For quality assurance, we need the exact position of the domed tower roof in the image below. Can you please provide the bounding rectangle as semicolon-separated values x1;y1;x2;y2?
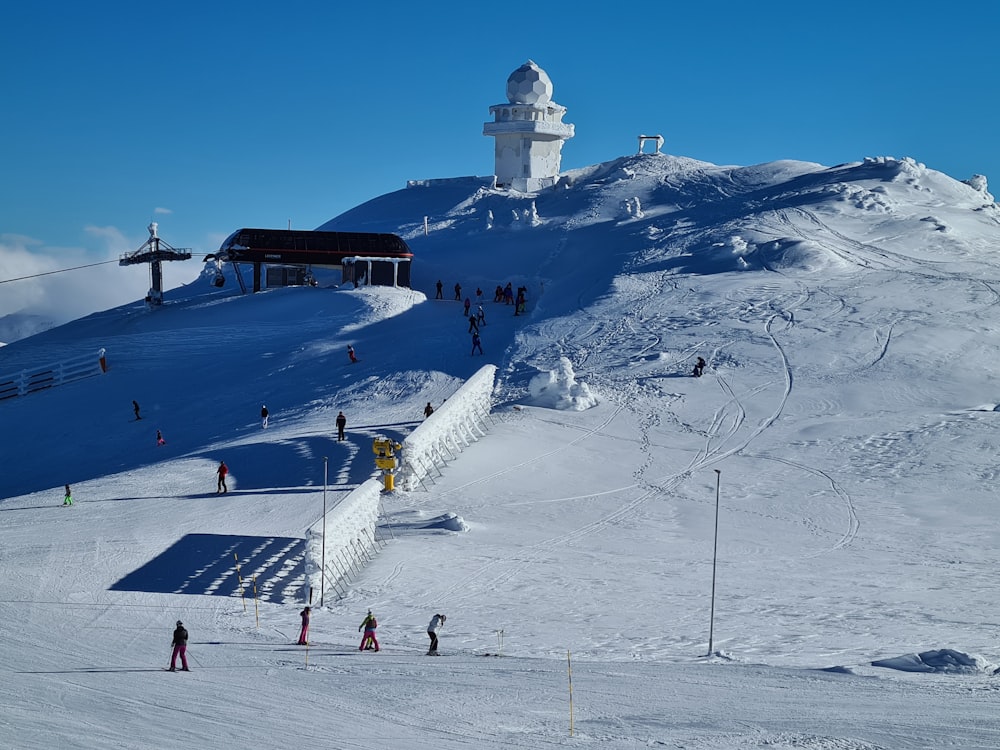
506;60;553;105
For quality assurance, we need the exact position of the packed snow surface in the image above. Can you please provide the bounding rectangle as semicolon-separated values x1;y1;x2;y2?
3;153;1000;748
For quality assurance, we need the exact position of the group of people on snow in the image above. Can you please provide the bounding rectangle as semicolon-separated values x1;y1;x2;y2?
293;608;448;655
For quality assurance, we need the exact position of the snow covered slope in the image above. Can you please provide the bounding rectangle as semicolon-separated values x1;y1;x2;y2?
3;152;1000;748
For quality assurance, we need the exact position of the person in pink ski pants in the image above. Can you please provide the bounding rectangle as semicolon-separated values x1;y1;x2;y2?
297;606;311;645
358;610;379;651
169;621;189;671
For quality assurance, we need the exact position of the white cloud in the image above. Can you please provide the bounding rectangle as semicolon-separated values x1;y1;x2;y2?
0;227;175;324
154;207;173;215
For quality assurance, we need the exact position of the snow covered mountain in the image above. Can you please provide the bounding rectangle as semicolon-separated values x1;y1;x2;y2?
3;153;1000;749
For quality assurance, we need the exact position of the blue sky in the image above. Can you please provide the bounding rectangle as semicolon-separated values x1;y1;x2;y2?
2;0;997;272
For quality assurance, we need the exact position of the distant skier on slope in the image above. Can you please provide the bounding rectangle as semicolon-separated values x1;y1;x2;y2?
261;405;269;429
692;357;706;377
297;606;311;645
424;402;434;419
427;613;446;655
169;620;189;671
63;484;73;506
216;461;229;494
348;345;358;364
359;610;379;652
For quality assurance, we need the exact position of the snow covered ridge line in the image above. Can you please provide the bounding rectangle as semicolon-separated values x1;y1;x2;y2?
305;478;384;605
0;347;106;400
398;365;497;492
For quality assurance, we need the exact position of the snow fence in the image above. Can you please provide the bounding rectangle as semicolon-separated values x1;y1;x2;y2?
0;348;107;401
398;364;497;491
306;478;384;605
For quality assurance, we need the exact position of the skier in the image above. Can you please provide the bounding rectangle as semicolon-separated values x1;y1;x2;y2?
156;430;166;446
347;344;358;364
216;461;228;494
297;606;311;645
476;304;486;326
261;405;269;428
427;613;446;655
336;411;347;442
435;280;443;299
471;332;483;356
169;620;190;671
132;400;141;420
476;287;483;302
358;610;379;652
468;314;479;334
692;357;706;378
494;284;503;303
464;297;472;317
424;402;434;419
454;282;462;301
63;484;73;506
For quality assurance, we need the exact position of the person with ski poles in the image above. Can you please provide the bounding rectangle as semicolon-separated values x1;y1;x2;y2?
169;620;190;671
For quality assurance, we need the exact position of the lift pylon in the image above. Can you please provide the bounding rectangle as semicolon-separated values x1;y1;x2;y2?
119;222;192;305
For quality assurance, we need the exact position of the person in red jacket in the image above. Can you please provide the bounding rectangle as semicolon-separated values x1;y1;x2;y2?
216;461;228;494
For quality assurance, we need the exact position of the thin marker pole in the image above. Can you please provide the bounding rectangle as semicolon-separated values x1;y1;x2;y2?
567;650;574;736
321;457;328;607
708;469;721;656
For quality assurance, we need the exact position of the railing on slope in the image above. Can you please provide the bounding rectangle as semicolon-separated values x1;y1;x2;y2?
306;478;388;605
0;349;107;401
397;364;497;491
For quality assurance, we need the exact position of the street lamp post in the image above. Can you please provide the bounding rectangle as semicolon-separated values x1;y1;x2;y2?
707;468;721;656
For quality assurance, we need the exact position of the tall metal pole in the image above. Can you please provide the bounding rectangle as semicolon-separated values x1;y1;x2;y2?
321;457;328;607
707;468;721;656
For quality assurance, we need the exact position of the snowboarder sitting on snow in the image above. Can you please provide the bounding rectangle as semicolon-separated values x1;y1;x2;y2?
427;613;446;655
692;357;706;378
359;610;379;652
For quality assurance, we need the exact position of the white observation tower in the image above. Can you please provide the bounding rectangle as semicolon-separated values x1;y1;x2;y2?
483;60;574;192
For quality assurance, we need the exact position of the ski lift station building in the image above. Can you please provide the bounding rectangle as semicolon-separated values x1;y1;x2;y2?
213;228;413;292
